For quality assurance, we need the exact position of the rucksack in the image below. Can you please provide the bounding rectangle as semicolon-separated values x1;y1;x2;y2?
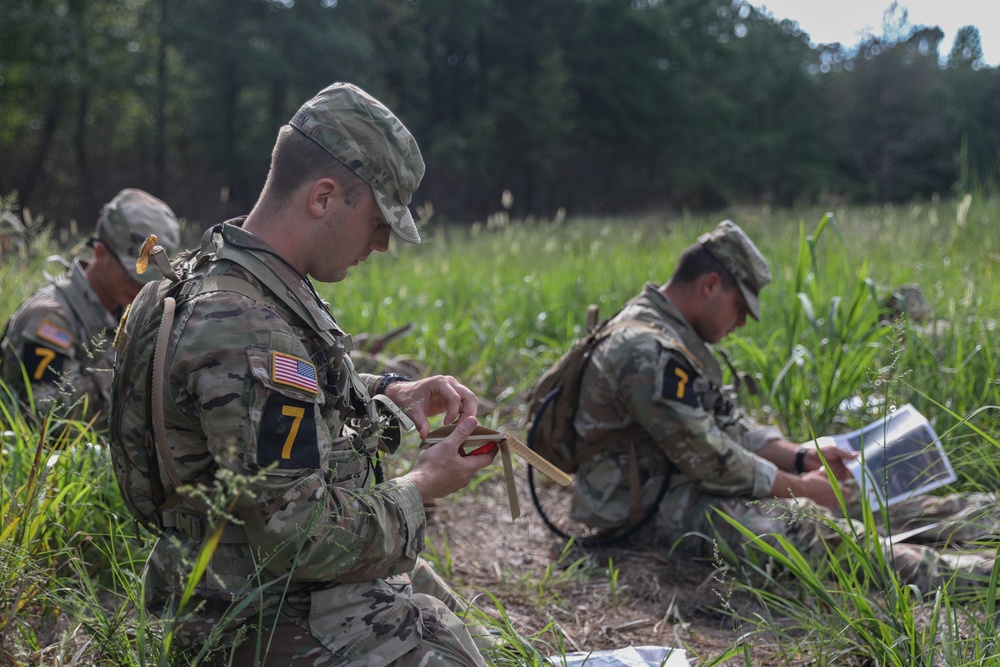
109;274;185;534
109;236;263;535
524;309;675;545
525;316;653;474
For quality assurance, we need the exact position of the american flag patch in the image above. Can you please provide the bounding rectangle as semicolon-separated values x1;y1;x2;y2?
272;352;319;394
37;319;73;350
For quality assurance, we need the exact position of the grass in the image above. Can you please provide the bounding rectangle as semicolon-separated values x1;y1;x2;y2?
2;194;1000;664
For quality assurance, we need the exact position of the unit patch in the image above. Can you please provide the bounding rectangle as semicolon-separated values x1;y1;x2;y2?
21;344;68;384
258;395;320;468
661;357;700;408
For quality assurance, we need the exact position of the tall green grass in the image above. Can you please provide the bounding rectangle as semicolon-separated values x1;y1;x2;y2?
2;196;1000;664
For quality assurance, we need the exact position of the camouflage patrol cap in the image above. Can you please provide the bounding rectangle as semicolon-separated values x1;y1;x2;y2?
289;82;425;244
96;189;181;283
698;220;772;320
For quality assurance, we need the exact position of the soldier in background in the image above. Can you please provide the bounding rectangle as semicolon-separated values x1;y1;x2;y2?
110;83;495;666
350;321;425;377
0;189;180;427
568;220;998;593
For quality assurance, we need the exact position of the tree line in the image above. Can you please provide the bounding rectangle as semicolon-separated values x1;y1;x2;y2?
1;0;997;231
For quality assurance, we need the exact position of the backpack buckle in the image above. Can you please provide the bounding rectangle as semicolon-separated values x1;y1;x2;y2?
161;508;206;540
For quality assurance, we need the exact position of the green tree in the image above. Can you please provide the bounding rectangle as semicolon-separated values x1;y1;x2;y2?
0;0;162;221
943;26;1000;192
947;25;984;68
830;26;952;202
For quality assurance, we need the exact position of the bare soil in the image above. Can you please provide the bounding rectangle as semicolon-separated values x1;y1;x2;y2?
425;468;778;665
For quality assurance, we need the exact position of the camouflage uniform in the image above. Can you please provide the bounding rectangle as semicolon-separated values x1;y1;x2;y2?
1;260;118;422
572;225;998;593
111;83;488;666
115;222;488;666
1;189;179;426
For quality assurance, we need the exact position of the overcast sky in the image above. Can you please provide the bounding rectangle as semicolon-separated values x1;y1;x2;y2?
749;0;999;66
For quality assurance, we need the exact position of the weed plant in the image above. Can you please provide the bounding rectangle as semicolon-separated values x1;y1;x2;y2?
2;196;1000;664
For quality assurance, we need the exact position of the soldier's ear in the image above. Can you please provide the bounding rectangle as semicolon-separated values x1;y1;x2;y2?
306;178;339;218
699;271;723;297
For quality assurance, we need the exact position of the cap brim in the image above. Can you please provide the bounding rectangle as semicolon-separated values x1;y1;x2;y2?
738;282;761;321
374;188;420;244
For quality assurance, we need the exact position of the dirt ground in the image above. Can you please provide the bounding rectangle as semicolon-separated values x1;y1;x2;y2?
424;464;778;666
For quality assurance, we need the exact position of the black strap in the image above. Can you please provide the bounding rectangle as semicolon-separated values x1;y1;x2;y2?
527;459;672;548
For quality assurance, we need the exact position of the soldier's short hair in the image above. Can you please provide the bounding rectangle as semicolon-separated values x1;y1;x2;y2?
264;125;367;205
672;243;737;291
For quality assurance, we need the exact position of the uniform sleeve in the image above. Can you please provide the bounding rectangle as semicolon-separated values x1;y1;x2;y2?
609;336;777;497
727;412;783;453
166;293;425;584
0;298;107;421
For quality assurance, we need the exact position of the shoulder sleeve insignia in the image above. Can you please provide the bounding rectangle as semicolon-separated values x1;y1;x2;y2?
20;343;68;384
660;356;701;408
258;395;320;468
271;351;319;395
36;319;73;351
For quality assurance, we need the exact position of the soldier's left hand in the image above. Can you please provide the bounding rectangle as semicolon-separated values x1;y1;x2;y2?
383;375;479;439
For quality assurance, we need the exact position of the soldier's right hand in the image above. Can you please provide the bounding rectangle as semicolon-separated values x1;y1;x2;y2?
407;416;497;503
774;469;853;509
796;469;854;508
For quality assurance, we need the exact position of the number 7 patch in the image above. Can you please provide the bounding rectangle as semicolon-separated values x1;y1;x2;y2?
661;357;700;408
21;344;67;383
258;395;319;468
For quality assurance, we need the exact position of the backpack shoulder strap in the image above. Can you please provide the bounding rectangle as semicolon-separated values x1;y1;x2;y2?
197;274;265;303
151;295;211;516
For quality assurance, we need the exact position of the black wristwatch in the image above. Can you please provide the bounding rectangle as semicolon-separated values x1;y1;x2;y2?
794;446;809;475
375;373;413;395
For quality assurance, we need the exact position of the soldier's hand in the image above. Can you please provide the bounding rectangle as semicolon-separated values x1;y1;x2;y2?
789;469;853;508
407;417;496;502
807;444;858;481
383;375;478;439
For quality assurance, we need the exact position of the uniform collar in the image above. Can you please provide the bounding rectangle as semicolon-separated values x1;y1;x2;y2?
203;220;345;344
58;259;119;333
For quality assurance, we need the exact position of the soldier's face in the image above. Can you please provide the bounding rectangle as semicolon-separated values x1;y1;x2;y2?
90;242;145;313
698;282;749;343
314;184;390;282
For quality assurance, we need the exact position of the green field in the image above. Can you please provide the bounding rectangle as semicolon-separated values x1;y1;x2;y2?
3;197;1000;665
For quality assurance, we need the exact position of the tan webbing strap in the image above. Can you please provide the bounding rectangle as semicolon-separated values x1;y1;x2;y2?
213;242;338;346
152;297;211;515
198;275;265;303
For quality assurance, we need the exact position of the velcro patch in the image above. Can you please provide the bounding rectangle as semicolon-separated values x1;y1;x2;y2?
661;357;700;408
258;395;320;468
21;344;68;384
36;319;73;351
271;351;319;395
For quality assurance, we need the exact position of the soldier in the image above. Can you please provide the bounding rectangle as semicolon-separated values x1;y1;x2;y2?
0;189;180;427
569;220;998;592
110;83;496;666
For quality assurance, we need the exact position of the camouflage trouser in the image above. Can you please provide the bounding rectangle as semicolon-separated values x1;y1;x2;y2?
164;558;491;667
646;478;999;594
841;490;1000;544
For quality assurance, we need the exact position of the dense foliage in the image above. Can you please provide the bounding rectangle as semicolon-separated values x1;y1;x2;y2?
1;0;998;230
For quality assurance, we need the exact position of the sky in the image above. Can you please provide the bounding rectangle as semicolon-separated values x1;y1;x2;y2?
749;0;1000;66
